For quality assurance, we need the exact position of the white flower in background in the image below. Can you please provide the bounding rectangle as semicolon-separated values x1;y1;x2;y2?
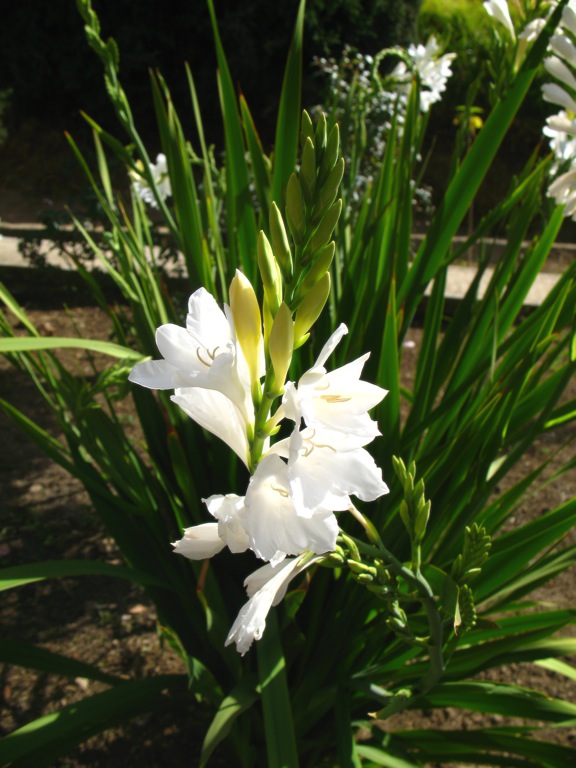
391;36;456;113
132;153;172;207
282;323;387;443
483;0;516;37
544;111;576;173
225;554;321;655
547;167;576;214
129;285;255;464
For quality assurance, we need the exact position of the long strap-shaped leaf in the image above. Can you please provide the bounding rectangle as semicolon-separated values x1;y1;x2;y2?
0;559;171;591
271;0;305;207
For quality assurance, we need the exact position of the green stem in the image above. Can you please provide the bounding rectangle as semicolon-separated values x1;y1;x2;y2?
249;368;282;472
347;508;445;695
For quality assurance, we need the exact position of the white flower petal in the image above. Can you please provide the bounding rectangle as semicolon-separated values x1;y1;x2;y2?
204;493;250;553
172;523;225;559
225;555;321;654
544;56;576;92
542;83;576;112
483;0;515;38
314;323;348;368
244;454;339;561
172;388;250;467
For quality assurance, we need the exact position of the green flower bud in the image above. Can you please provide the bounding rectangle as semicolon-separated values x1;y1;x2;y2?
314;112;327;154
319;123;340;185
300;110;314;150
300;137;316;206
269;202;293;279
301;242;335;293
285;173;306;245
268;302;294;389
309;200;342;254
294;273;330;343
257;231;282;316
312;158;345;224
347;560;378;579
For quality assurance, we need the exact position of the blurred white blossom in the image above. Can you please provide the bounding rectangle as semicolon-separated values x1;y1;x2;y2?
131;153;171;207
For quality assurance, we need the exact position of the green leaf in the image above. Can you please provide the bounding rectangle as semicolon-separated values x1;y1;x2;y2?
0;637;123;685
257;610;300;768
0;675;186;768
0;559;172;592
199;676;258;768
0;336;142;359
271;0;305;205
418;681;576;723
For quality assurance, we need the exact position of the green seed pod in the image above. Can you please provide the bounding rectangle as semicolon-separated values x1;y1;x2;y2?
285;173;306;245
300;137;317;206
309;199;342;254
301;242;335;293
294;273;330;342
269;202;293;279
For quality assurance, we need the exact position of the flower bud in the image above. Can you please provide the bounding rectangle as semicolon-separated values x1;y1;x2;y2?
269;202;293;279
319;123;340;185
300;109;314;150
268;302;294;390
312;158;345;224
229;270;263;388
301;242;335;293
314;112;327;154
294;273;331;343
300;137;316;206
285;173;306;245
257;231;283;316
309;200;342;254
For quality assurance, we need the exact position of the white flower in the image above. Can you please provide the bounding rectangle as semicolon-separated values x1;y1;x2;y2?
392;36;456;113
172;493;250;560
244;454;339;565
129;287;254;464
132;153;172;207
172;522;226;559
282;323;387;443
548;167;576;215
483;0;516;38
280;426;389;518
225;554;321;655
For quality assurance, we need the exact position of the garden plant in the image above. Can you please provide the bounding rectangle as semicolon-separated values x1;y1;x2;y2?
1;0;576;765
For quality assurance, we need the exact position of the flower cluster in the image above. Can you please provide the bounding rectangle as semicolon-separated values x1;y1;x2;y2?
391;36;457;114
540;2;576;215
129;272;388;653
